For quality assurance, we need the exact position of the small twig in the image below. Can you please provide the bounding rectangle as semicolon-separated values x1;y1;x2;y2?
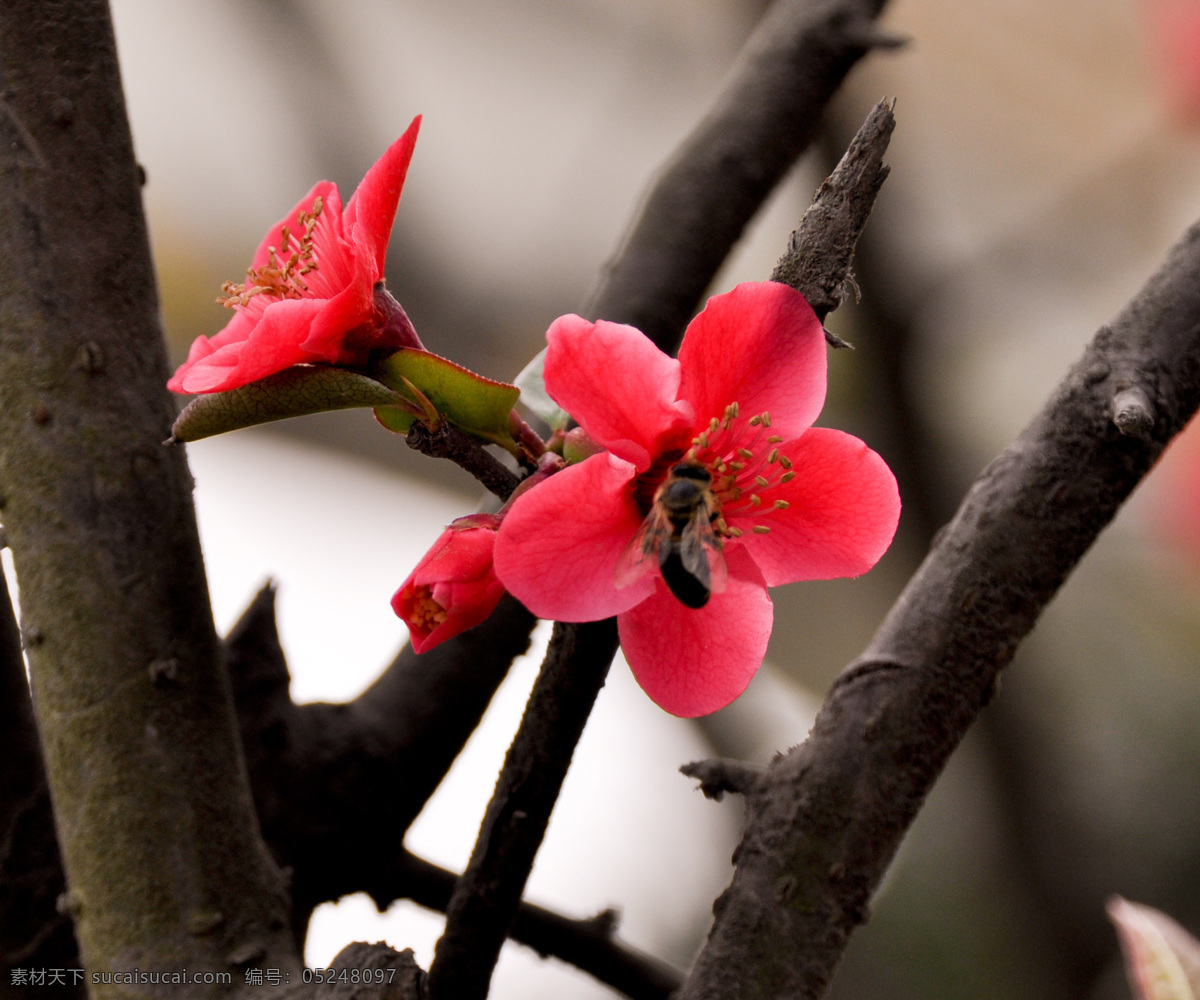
680;759;764;802
390;851;681;1000
771;97;895;324
405;420;522;500
426;620;620;1000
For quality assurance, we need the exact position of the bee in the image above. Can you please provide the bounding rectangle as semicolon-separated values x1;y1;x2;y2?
615;461;728;609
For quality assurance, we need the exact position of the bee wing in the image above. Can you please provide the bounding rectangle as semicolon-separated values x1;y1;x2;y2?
614;512;664;590
678;515;728;595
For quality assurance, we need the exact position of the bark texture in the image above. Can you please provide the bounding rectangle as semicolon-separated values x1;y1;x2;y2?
0;1;295;991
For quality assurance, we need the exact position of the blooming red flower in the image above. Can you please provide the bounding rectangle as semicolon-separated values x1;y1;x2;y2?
169;116;424;394
492;281;900;717
392;515;506;653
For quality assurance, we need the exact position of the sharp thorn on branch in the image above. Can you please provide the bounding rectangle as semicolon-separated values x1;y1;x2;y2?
680;759;763;801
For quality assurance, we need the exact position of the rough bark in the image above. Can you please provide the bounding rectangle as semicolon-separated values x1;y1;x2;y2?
0;0;295;992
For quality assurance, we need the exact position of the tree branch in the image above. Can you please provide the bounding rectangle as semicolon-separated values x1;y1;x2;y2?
587;0;897;350
426;619;621;1000
223;586;537;938
677;220;1200;999
0;0;296;982
771;98;895;324
405;420;522;500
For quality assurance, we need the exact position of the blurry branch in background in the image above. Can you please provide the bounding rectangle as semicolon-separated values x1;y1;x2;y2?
677;219;1200;998
588;0;900;349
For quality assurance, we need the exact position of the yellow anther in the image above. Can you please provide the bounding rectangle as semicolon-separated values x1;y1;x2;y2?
749;415;762;427
755;475;769;488
779;456;793;470
780;471;796;484
767;448;779;464
774;500;790;510
738;448;754;460
753;525;771;534
768;435;783;444
727;526;743;538
749;494;762;507
760;412;772;427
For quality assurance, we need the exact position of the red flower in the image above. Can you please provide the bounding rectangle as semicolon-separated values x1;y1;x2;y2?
492;282;900;717
169;116;424;394
392;515;506;653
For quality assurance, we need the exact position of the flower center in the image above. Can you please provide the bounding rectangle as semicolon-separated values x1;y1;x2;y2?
217;196;324;308
405;584;448;631
684;402;794;539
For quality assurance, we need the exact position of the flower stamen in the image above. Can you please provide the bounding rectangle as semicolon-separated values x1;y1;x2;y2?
404;584;448;630
218;196;325;308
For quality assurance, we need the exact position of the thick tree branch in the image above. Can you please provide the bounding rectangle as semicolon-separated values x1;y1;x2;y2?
588;0;896;350
678;221;1200;999
0;0;296;985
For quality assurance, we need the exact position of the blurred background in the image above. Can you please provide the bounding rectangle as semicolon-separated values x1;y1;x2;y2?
99;0;1200;995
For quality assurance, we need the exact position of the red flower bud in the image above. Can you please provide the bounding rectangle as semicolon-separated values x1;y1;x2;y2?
392;515;505;653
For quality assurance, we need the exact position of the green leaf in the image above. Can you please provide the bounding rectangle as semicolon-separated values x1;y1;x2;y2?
1109;897;1200;1000
170;366;416;443
513;347;569;431
371;348;521;446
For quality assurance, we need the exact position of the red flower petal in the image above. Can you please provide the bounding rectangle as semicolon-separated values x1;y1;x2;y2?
617;547;772;717
737;427;900;586
175;298;332;393
544;314;693;470
344;116;422;276
678;282;826;440
493;453;656;621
